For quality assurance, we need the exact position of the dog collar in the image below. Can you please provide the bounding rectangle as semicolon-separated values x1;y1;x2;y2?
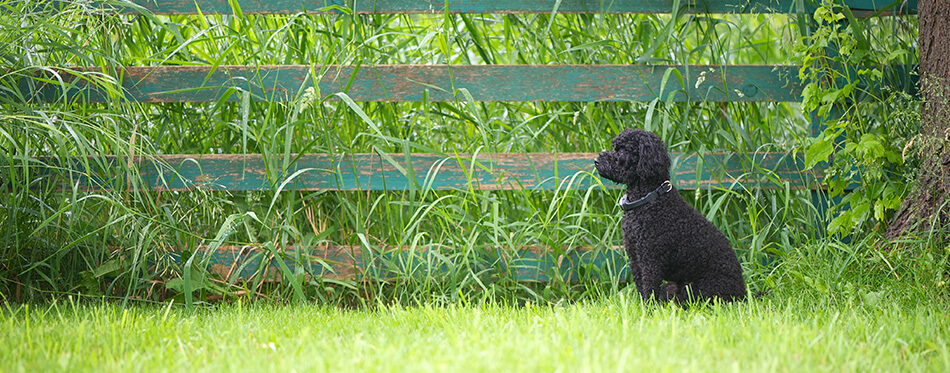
618;180;673;211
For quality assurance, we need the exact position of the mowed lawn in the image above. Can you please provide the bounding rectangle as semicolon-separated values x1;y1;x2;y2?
2;292;948;372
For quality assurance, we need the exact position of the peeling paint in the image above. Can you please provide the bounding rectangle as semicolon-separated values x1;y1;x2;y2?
21;65;806;103
34;152;829;192
179;245;629;282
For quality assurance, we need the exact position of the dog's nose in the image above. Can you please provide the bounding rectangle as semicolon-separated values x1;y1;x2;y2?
593;158;600;166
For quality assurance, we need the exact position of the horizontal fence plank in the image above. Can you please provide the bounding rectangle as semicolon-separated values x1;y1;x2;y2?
25;152;823;191
171;245;630;282
111;0;916;15
17;65;804;103
15;64;918;104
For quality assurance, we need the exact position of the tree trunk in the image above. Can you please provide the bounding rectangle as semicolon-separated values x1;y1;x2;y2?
884;0;950;242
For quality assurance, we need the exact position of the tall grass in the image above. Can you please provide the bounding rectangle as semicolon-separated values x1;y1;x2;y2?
0;1;921;304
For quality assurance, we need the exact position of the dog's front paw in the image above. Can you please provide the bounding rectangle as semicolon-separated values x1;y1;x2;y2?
661;283;679;302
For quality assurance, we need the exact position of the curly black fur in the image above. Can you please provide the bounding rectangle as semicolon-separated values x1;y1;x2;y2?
595;129;746;303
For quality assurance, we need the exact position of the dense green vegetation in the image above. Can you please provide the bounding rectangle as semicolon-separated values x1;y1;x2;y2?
0;0;934;305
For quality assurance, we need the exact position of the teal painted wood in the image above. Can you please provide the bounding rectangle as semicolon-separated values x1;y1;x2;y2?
138;153;603;191
21;65;803;103
30;152;823;191
505;246;630;282
845;0;917;13
115;0;916;14
362;246;633;282
183;245;366;280
191;245;629;282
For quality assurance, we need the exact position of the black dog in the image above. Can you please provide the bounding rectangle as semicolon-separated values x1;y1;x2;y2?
594;129;746;303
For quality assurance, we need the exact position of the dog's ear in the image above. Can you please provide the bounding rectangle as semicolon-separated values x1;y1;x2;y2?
636;132;671;181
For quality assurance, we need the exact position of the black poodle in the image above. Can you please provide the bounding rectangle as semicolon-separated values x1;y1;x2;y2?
594;129;746;303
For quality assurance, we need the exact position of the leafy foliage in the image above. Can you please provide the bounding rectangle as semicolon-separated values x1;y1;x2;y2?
798;0;919;235
0;0;917;304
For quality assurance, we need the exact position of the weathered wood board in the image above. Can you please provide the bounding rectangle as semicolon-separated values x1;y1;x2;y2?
24;152;823;191
17;65;804;103
175;245;631;282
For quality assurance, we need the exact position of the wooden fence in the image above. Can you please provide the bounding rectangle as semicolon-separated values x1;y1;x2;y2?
14;0;918;283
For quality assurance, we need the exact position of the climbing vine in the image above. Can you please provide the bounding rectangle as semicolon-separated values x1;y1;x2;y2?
798;0;920;235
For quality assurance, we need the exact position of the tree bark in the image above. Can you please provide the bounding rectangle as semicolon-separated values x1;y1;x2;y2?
884;0;950;242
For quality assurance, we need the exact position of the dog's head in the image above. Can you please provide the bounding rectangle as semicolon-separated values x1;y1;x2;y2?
594;129;671;186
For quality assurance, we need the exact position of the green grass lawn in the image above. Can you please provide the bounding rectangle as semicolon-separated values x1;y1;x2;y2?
3;290;948;372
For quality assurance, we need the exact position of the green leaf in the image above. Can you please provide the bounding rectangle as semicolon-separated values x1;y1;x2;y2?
827;212;853;235
167;269;212;293
885;50;907;63
814;6;831;23
805;137;834;170
841;141;858;156
92;258;125;278
802;83;819;110
828;175;849;197
874;199;888;221
858;134;885;158
852;200;870;221
821;88;841;104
